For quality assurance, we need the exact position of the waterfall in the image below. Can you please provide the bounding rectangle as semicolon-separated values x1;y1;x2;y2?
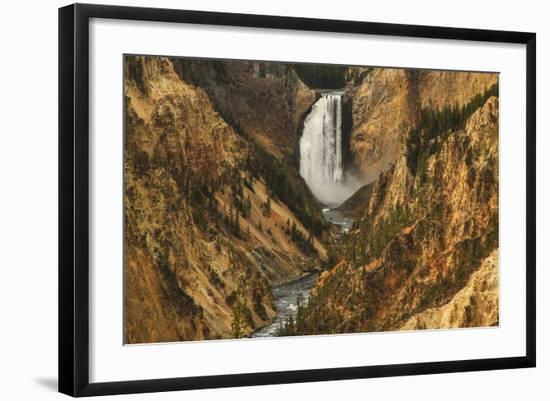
300;92;355;206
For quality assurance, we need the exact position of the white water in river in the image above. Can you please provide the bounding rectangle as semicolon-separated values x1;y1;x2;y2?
251;274;317;338
299;92;358;206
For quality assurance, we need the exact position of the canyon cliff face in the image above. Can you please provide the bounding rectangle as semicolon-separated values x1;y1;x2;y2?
124;56;324;343
402;249;498;330
172;59;316;164
287;92;499;334
345;67;498;181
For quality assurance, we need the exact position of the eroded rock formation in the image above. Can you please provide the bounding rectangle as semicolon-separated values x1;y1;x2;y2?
345;67;497;181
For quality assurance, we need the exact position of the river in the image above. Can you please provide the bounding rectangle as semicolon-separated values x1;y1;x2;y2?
251;273;318;337
322;208;354;233
251;208;353;337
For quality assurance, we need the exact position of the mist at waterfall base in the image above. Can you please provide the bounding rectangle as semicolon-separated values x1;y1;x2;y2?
299;92;362;206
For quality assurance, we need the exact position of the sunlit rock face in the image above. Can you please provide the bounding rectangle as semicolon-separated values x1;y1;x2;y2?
346;67;498;182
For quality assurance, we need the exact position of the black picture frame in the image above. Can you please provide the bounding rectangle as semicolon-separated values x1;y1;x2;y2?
59;3;536;397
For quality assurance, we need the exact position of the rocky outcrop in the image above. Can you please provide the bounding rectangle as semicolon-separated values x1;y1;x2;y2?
124;56;325;343
418;70;499;109
334;182;375;218
346;68;412;182
402;249;498;330
345;68;498;181
172;58;316;164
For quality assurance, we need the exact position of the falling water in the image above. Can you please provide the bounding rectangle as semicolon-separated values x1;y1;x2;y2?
300;92;356;205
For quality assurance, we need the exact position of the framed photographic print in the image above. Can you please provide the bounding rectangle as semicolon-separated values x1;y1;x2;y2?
58;3;536;397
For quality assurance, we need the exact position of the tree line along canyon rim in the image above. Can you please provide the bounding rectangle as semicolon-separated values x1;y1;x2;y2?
123;55;499;344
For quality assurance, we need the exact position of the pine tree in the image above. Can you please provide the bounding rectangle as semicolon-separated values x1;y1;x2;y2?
231;303;245;339
231;281;247;339
291;221;297;241
234;212;241;238
262;197;272;217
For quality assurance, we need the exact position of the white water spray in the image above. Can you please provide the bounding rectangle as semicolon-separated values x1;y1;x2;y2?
300;92;358;205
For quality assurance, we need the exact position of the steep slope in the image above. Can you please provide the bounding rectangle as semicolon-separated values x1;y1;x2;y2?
124;56;325;343
171;58;316;163
280;93;499;335
334;182;375;218
345;67;498;181
172;58;326;232
402;249;498;330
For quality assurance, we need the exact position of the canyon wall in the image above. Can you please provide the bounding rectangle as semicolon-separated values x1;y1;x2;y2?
124;56;324;343
172;58;317;164
345;67;498;181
